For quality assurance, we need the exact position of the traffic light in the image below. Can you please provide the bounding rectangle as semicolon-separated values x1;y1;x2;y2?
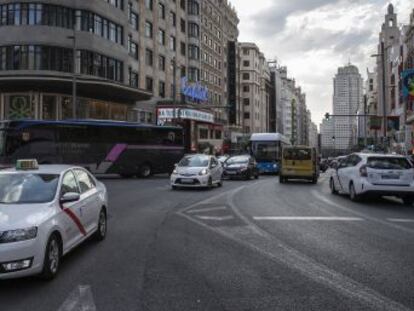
325;113;330;120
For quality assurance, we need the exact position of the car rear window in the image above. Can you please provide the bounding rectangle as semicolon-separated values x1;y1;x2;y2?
283;149;312;160
367;157;412;170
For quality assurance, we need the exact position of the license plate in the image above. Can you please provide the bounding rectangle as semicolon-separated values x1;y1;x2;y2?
226;171;237;175
382;174;400;180
181;179;193;184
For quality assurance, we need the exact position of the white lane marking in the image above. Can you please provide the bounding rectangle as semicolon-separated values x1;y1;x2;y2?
388;218;414;223
195;215;235;221
187;206;228;214
223;182;411;311
311;190;414;235
253;216;364;221
57;285;96;311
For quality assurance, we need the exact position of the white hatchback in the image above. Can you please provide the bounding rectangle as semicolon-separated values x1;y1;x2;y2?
330;153;414;204
0;160;108;280
171;154;223;189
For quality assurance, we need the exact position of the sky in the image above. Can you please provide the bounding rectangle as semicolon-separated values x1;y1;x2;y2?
230;0;413;125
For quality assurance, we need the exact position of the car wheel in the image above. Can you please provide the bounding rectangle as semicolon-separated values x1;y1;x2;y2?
94;209;107;241
279;176;284;183
172;185;178;190
254;173;259;179
40;234;61;280
120;174;134;179
139;164;152;178
218;179;223;187
245;172;251;180
330;178;338;195
349;183;359;202
402;196;414;206
311;176;318;184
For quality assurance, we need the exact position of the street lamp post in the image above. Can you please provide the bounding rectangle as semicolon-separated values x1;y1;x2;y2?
67;32;77;119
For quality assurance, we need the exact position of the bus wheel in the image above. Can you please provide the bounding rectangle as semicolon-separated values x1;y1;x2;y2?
139;164;152;178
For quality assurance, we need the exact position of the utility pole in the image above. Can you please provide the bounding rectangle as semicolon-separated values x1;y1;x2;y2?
380;41;387;142
364;94;368;147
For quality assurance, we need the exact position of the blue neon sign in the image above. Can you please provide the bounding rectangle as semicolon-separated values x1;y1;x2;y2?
180;77;208;102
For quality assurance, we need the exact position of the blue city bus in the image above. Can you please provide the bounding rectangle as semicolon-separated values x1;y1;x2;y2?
250;133;291;174
0;120;185;178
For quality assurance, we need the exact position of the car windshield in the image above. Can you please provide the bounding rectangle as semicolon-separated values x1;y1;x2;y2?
367;157;412;170
226;156;249;165
178;155;210;168
0;173;59;204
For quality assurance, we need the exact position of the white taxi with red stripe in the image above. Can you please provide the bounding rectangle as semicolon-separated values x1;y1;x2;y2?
0;160;108;280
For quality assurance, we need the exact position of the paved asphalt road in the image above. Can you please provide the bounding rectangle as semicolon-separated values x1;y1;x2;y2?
1;173;414;311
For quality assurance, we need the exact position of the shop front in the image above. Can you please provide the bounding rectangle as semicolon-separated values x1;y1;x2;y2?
156;107;224;154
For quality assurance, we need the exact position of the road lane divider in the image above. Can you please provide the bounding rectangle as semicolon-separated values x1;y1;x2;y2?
311;190;414;235
253;216;364;221
387;218;414;223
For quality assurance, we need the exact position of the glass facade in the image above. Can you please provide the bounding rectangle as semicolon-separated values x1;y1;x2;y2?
0;45;123;83
0;3;123;45
2;93;137;121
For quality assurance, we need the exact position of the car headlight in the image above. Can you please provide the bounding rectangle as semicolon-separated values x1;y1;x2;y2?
240;166;248;171
172;169;178;175
0;227;38;244
199;168;210;176
273;164;278;168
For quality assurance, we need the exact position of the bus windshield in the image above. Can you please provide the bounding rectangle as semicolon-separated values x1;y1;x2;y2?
252;142;278;162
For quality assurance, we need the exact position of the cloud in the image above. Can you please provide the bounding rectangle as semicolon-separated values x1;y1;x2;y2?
231;0;413;124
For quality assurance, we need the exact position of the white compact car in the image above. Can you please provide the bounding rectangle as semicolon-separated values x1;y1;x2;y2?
330;153;414;204
171;154;223;189
0;160;108;280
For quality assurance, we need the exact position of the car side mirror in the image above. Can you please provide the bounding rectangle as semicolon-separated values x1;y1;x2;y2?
60;192;80;203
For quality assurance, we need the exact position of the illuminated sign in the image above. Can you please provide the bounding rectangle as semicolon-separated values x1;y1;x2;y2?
180;77;208;102
402;69;414;100
158;108;214;123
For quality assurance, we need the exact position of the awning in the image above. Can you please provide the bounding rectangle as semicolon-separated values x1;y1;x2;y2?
0;74;152;103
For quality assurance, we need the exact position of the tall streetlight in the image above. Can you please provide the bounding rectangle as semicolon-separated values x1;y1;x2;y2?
67;31;77;119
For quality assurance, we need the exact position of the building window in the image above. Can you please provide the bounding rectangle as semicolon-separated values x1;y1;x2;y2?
243;85;249;92
128;67;138;88
188;44;199;60
243;60;249;67
242;73;250;80
158;55;165;71
243;48;249;55
188;22;199;37
180;42;186;56
145;48;153;66
181;66;186;77
188;67;199;82
128;4;139;30
243;98;250;105
128;36;138;60
170;11;176;27
145;0;153;10
158;29;165;45
158;3;165;19
104;0;124;9
188;0;199;15
159;80;165;97
180;0;185;10
145;21;153;38
180;18;185;33
244;112;250;119
42;95;57;120
145;76;153;92
5;94;34;120
199;128;208;139
169;36;176;51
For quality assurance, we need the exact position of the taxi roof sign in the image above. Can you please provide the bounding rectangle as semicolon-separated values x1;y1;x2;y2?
16;159;39;170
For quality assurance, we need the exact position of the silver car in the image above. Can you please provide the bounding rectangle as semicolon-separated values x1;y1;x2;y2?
170;154;223;189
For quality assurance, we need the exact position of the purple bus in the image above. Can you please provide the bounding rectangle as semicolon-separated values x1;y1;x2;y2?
0;120;185;178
